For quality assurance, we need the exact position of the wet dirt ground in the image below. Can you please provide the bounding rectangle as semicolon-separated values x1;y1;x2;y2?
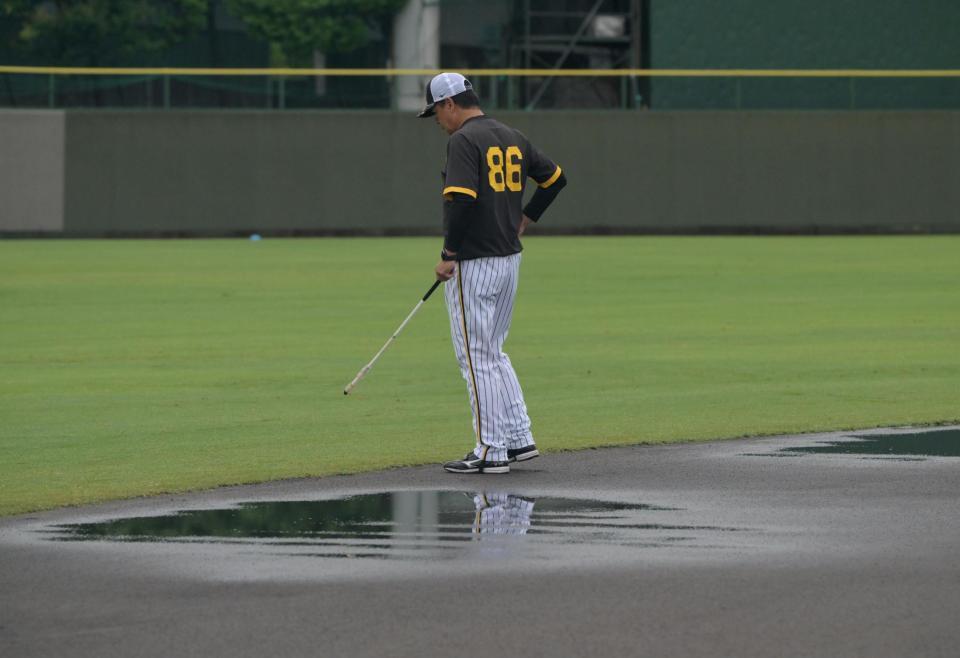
2;426;959;657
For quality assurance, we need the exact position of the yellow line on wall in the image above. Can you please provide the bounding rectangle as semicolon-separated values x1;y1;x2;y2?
1;65;960;78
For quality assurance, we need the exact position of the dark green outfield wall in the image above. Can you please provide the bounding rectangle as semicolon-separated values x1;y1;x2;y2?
649;0;960;109
53;111;959;235
2;110;957;234
62;112;448;235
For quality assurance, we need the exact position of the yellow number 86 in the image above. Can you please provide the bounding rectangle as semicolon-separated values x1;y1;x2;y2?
486;146;522;193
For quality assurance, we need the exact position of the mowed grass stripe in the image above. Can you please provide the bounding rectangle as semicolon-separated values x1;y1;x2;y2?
1;236;958;516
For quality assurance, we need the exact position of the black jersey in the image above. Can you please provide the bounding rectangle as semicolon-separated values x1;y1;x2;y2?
442;115;562;260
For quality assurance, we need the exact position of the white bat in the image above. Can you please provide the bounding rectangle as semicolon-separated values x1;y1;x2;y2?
343;280;442;395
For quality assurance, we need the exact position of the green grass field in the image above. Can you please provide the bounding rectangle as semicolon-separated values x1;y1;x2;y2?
1;236;958;516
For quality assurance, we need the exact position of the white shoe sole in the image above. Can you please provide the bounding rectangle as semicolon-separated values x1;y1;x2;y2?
509;449;540;463
443;464;511;474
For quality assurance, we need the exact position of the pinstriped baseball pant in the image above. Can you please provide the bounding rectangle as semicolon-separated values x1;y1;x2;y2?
444;253;534;463
472;493;535;536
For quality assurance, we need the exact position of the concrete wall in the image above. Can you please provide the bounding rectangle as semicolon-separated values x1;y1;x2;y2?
0;111;64;232
3;110;959;235
511;111;960;232
62;111;448;234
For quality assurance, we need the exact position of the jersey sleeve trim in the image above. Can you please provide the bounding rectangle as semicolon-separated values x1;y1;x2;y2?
539;166;563;189
443;186;478;199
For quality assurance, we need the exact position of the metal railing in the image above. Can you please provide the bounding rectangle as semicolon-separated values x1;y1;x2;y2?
2;66;960;111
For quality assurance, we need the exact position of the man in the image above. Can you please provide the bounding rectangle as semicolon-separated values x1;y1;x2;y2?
418;72;567;474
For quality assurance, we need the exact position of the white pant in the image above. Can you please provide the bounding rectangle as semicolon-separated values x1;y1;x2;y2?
472;493;535;536
444;253;534;462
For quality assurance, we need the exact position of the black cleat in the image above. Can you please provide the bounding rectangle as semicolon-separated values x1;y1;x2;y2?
443;452;510;474
507;445;540;463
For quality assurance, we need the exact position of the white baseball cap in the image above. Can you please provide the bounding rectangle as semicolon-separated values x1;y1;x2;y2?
417;72;473;118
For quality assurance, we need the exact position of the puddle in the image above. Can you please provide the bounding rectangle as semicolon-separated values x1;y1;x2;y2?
47;491;748;560
747;429;960;459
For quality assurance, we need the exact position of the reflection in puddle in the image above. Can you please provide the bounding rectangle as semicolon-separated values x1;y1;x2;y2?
747;429;960;459
48;492;747;560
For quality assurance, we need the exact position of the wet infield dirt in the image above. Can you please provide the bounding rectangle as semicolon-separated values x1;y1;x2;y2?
2;426;959;657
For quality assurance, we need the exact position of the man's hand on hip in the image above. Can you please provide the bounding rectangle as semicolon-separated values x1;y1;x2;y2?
518;214;533;237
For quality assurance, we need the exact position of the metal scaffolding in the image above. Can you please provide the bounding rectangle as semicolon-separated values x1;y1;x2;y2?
510;0;646;109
